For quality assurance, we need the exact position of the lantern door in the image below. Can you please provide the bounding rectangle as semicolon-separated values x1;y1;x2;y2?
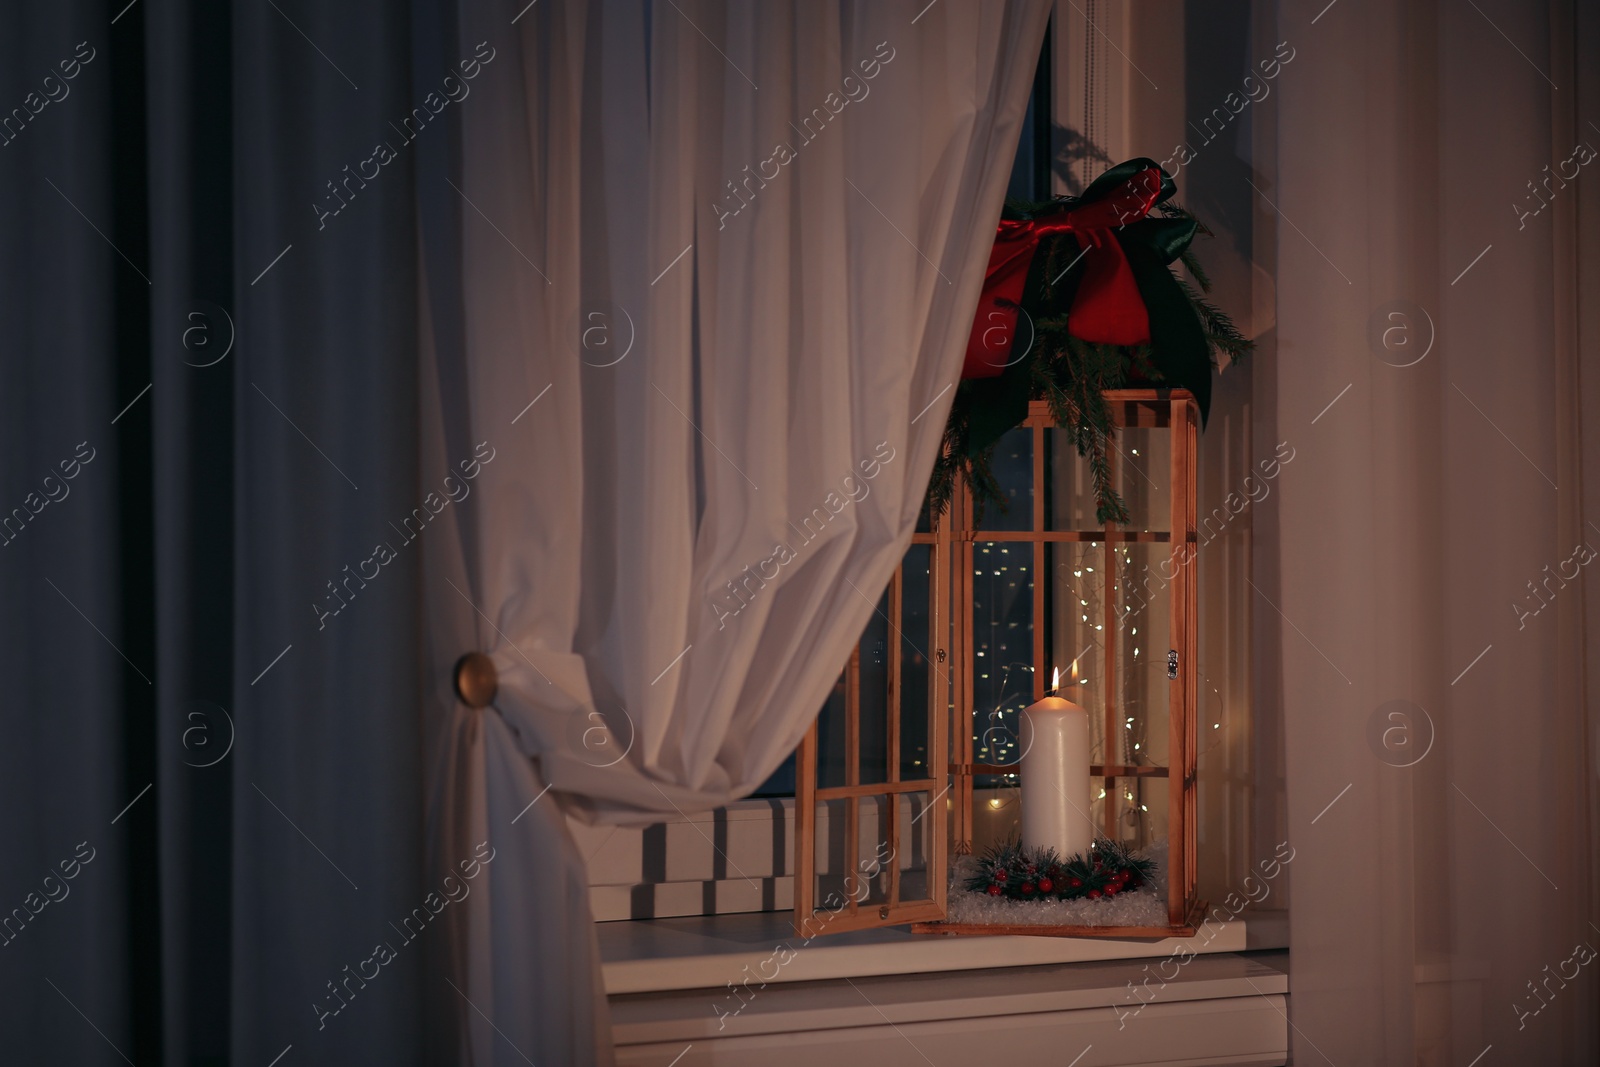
791;524;952;936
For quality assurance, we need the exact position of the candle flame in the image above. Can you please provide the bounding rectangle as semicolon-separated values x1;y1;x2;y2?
1051;666;1060;691
1070;659;1080;683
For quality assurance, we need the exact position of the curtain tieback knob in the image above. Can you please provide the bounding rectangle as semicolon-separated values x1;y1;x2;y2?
454;652;498;708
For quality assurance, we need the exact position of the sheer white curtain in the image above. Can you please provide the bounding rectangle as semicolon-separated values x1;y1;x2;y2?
413;1;1050;1061
1272;1;1597;1063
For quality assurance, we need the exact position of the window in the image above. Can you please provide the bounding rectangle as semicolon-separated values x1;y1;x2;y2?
583;19;1264;925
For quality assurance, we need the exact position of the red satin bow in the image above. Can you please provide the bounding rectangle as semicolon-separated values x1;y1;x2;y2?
962;165;1165;380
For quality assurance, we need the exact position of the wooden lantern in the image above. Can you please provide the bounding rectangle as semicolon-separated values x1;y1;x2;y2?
793;389;1201;940
918;390;1200;937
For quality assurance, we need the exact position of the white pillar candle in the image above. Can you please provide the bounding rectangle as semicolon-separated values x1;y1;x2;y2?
1021;673;1093;859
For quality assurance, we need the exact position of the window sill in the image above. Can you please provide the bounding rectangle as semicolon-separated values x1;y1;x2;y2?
609;944;1290;1065
599;906;1288;995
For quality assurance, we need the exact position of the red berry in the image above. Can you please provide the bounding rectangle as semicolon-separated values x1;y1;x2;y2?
987;884;1003;896
1020;882;1036;895
1068;877;1083;888
1088;889;1102;899
1104;881;1120;896
1038;878;1054;893
994;869;1007;881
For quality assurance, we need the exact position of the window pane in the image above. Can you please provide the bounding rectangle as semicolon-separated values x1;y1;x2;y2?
899;545;932;780
971;541;1033;781
750;752;795;797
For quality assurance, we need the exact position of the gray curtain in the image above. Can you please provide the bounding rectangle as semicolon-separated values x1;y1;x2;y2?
0;2;435;1062
1271;0;1599;1063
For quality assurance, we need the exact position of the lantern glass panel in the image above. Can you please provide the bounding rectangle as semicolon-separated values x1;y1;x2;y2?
970;541;1034;782
894;790;938;903
1093;775;1168;850
856;588;891;786
983;426;1034;530
816;675;848;790
1043;425;1171;534
853;799;892;907
811;798;852;912
1111;426;1171;533
899;544;934;781
1047;540;1109;756
1089;774;1108;837
1117;541;1172;767
1045;430;1097;531
970;784;1023;857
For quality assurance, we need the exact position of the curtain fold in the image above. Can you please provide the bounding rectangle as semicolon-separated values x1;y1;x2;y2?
415;1;1051;1061
1273;0;1598;1063
2;2;432;1063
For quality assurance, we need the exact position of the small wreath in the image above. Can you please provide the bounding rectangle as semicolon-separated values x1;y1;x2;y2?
963;837;1156;902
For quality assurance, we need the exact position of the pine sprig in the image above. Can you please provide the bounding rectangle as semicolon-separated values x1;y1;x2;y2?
1157;199;1213;236
1177;278;1254;369
1035;330;1132;525
927;387;1007;522
963;836;1156;903
1158;202;1214;293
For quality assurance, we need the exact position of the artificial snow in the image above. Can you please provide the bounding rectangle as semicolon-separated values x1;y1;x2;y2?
942;842;1169;928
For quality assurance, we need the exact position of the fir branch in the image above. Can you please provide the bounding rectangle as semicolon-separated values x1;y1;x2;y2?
1178;278;1255;368
1180;249;1212;293
963;836;1157;901
1047;336;1131;525
1157;199;1213;238
1158;202;1214;292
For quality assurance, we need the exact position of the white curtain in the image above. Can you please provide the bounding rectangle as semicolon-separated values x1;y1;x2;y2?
1272;0;1598;1063
413;1;1051;1061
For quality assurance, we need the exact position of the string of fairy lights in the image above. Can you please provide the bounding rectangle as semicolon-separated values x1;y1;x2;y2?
969;433;1177;845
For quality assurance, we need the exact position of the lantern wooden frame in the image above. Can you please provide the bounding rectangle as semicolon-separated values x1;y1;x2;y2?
791;539;951;936
913;389;1201;938
792;389;1201;941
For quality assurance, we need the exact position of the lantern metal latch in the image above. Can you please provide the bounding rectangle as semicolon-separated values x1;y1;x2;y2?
1167;649;1179;679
